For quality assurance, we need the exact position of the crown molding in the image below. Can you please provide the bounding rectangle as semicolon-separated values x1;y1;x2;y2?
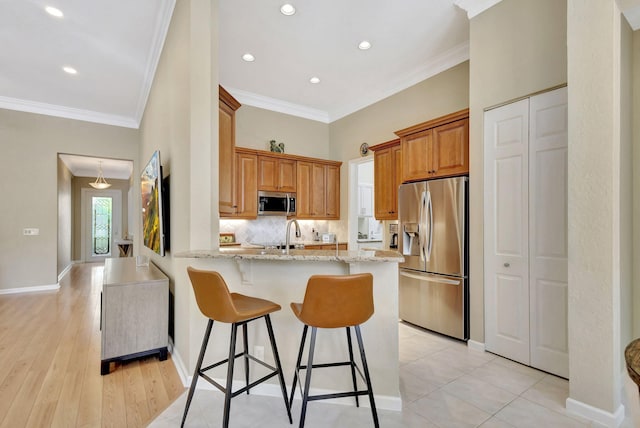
454;0;503;19
0;96;139;128
226;87;331;123
133;0;176;125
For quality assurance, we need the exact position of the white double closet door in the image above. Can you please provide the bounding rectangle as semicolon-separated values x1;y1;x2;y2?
484;86;568;378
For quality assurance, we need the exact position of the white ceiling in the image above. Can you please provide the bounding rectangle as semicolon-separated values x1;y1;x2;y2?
4;1;640;136
0;0;173;128
219;0;470;122
0;0;478;129
59;154;133;180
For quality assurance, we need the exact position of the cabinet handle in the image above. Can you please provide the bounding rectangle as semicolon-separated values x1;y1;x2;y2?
504;262;510;267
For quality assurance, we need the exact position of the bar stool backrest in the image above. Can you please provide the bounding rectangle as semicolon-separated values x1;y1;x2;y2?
187;266;239;323
299;273;374;328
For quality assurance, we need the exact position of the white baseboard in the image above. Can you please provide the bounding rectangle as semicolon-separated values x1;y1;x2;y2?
169;343;189;387
57;260;84;282
58;264;73;282
0;283;60;295
467;340;485;352
566;398;625;427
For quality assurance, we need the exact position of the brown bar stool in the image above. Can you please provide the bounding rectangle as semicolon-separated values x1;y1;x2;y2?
289;273;379;428
181;267;292;428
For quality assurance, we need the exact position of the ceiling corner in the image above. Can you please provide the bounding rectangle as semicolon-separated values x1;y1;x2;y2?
621;4;640;30
454;0;504;19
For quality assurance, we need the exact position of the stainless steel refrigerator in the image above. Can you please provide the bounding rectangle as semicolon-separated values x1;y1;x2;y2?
398;176;468;340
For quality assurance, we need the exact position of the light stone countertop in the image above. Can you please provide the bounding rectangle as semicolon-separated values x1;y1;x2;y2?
175;247;403;263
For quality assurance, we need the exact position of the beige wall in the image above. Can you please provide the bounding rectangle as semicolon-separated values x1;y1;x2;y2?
57;158;73;276
566;0;633;417
0;109;138;291
620;17;634;378
138;0;219;369
468;0;567;343
235;105;330;159
71;177;130;261
329;61;470;238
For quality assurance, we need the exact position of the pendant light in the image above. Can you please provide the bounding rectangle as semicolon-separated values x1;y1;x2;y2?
89;161;111;189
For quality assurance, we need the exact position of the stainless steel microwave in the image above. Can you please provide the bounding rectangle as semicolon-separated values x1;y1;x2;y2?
258;191;296;216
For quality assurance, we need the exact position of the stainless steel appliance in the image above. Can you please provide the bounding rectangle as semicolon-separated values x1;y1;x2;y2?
258;191;296;216
398;176;468;340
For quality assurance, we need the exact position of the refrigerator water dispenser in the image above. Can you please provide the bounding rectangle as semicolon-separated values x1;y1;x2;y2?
403;223;420;256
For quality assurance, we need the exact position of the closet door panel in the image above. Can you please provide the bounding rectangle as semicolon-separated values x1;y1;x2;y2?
529;87;569;378
484;99;530;365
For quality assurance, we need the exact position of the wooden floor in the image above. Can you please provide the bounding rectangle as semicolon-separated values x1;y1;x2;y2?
0;262;184;427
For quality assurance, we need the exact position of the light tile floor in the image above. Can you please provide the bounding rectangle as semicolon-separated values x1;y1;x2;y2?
150;322;634;427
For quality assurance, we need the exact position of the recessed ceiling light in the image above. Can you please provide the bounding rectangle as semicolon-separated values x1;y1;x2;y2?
63;66;77;75
242;53;255;62
45;6;64;18
309;77;320;84
280;4;296;16
358;41;372;50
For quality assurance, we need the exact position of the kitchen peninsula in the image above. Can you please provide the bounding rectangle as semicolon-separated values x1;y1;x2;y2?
174;248;403;410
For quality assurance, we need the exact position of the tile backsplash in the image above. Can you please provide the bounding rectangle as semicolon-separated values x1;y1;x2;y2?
220;217;332;245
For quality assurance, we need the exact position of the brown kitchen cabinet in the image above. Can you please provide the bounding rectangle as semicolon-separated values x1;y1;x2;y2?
258;155;296;192
304;243;348;250
371;139;402;220
325;164;340;219
233;149;258;218
296;161;341;220
395;109;469;182
220;148;258;219
219;86;241;215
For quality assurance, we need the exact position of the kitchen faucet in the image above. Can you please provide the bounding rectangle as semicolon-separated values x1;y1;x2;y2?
285;219;301;254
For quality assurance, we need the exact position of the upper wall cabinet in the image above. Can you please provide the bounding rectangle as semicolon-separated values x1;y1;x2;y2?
219;86;241;215
230;148;258;219
296;160;341;220
395;109;469;182
371;138;402;220
257;155;297;192
235;147;342;220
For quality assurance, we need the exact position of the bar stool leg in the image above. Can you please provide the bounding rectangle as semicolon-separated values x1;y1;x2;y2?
181;319;214;427
265;315;293;424
346;327;360;407
354;325;379;428
223;323;239;428
243;323;250;395
289;325;308;406
299;326;317;428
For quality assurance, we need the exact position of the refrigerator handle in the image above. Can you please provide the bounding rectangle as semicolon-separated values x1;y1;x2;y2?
419;191;427;262
400;271;461;286
427;190;433;260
